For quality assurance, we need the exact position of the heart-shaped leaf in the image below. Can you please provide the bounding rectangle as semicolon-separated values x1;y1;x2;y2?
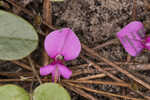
0;84;30;100
33;83;71;100
0;10;38;60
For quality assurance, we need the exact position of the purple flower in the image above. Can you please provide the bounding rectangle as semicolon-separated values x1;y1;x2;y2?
117;21;145;56
144;36;150;50
40;28;81;81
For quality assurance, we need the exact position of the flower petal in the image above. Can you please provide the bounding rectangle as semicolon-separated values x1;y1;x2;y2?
144;36;150;50
58;64;72;79
117;21;145;56
44;28;81;60
51;68;60;82
40;64;55;76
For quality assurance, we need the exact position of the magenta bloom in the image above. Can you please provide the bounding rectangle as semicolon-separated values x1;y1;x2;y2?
40;28;81;81
144;36;150;50
117;21;145;56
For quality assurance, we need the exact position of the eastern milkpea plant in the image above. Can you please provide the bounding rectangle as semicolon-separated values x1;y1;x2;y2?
0;10;81;100
40;28;81;82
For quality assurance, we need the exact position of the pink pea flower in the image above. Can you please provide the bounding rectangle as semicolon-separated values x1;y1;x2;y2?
144;36;150;50
40;28;81;81
117;21;145;56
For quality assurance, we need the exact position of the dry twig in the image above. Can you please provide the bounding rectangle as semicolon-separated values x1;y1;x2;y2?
82;43;150;90
77;73;106;80
43;0;52;26
81;55;123;82
11;61;32;71
66;82;143;100
132;0;137;21
64;80;130;88
5;0;56;30
28;56;42;84
82;43;150;99
63;83;98;100
93;39;118;50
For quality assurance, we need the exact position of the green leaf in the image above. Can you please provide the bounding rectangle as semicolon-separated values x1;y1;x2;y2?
33;83;71;100
0;84;30;100
0;10;38;60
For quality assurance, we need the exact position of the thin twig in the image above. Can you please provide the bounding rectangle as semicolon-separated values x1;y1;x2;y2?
0;78;48;82
82;43;150;90
0;72;33;77
42;50;50;66
72;69;95;77
82;44;150;99
93;39;118;50
63;80;130;88
27;57;42;84
43;0;52;26
6;0;34;16
5;0;56;30
63;83;98;100
77;73;106;80
42;21;57;30
132;72;150;84
70;61;141;70
42;0;53;64
0;79;33;82
132;0;137;21
66;82;144;100
128;64;150;71
0;77;149;99
11;61;32;71
72;68;118;80
72;63;150;77
81;55;123;82
29;76;35;100
122;87;127;100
